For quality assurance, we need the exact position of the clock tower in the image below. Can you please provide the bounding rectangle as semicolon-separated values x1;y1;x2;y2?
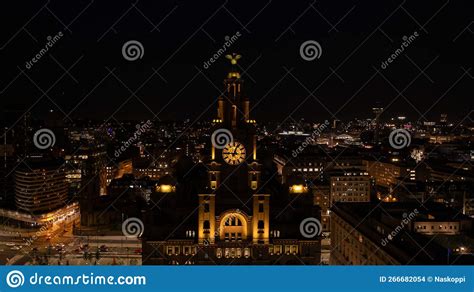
198;53;268;245
142;54;321;265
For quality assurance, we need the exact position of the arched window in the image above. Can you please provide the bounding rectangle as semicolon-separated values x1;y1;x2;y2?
219;212;248;241
224;216;242;226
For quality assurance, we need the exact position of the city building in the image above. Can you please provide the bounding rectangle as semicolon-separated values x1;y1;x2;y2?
15;158;68;213
330;169;370;203
312;180;331;232
331;202;474;265
364;159;422;189
143;55;321;265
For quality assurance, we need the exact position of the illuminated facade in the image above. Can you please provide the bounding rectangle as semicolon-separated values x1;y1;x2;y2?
330;169;370;203
331;202;474;265
143;56;321;265
15;158;68;213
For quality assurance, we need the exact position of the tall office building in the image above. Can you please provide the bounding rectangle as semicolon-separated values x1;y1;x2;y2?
15;158;68;213
372;107;384;143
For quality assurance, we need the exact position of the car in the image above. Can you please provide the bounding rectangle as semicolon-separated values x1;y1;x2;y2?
10;246;20;250
5;243;15;247
134;248;142;254
99;245;108;252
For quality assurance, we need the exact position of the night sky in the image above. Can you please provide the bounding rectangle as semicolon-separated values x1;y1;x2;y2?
0;0;472;122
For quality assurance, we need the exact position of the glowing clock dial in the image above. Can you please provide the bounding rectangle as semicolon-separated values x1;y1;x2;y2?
222;142;246;165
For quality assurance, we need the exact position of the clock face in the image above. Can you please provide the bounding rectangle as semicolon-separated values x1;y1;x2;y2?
222;142;246;165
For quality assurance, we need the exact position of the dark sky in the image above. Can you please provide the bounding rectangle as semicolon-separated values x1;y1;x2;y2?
0;0;472;123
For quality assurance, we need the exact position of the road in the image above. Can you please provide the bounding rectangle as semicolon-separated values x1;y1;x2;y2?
0;217;142;265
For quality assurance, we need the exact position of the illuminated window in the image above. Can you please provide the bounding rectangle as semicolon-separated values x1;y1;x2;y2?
166;246;173;255
291;245;298;254
225;216;242;226
274;245;282;255
244;248;250;258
